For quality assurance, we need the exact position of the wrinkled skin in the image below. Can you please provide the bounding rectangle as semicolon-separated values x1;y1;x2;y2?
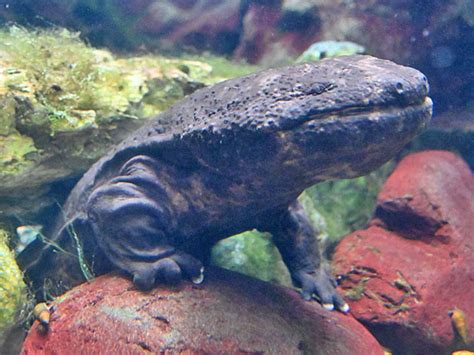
20;55;432;312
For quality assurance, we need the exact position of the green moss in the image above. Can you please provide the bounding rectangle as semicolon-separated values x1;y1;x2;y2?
0;26;261;182
296;41;365;62
0;134;37;175
345;277;369;301
304;162;393;244
0;27;242;138
0;230;27;334
47;107;97;134
211;231;291;286
0;96;16;135
1;26;101;111
189;55;259;84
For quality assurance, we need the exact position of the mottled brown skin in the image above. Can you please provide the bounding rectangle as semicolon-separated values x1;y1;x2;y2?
20;56;432;311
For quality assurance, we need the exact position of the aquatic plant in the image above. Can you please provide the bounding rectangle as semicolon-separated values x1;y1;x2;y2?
66;224;94;281
0;133;37;175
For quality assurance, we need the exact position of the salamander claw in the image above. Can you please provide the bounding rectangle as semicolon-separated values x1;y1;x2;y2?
323;303;335;311
340;303;350;314
192;267;205;284
294;267;349;313
171;252;204;283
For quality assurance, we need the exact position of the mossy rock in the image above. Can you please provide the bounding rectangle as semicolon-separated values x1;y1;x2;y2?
304;162;393;246
0;134;37;175
0;229;28;347
0;26;258;219
211;231;291;286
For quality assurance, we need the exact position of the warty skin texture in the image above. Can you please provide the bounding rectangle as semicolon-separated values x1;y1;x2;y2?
20;55;432;311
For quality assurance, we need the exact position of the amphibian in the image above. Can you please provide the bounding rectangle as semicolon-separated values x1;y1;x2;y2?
20;55;432;312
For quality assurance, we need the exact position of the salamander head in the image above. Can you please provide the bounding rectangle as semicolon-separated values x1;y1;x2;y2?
179;55;432;179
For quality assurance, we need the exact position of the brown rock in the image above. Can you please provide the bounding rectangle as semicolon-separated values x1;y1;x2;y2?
333;151;474;354
21;268;383;354
234;2;320;65
137;0;242;54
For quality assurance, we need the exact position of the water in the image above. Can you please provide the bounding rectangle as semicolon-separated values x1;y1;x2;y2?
0;1;472;354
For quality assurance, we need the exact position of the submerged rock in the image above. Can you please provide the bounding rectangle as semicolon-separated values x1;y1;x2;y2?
0;229;28;353
21;268;384;354
0;27;256;220
333;151;474;354
211;230;291;286
296;41;366;62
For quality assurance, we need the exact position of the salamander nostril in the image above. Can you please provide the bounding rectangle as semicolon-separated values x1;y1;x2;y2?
395;82;404;94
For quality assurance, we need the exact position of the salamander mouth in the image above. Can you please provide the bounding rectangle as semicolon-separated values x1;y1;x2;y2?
311;96;432;123
277;95;432;181
282;95;432;132
273;58;432;132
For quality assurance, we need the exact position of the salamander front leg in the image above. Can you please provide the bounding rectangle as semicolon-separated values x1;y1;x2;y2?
85;155;204;290
130;251;205;290
269;200;349;313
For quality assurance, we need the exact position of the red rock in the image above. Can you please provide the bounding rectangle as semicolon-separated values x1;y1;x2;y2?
21;268;383;354
333;151;474;354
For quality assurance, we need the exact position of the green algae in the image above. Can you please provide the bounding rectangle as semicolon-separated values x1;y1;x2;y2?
0;27;101;119
0;96;16;136
345;277;369;301
0;26;259;190
0;27;166;132
66;224;94;282
211;231;291;286
0;134;37;175
0;229;27;337
0;26;250;139
304;162;394;244
187;55;259;84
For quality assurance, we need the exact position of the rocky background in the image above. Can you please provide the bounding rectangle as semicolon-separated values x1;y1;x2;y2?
1;0;472;171
1;0;473;117
334;151;474;354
